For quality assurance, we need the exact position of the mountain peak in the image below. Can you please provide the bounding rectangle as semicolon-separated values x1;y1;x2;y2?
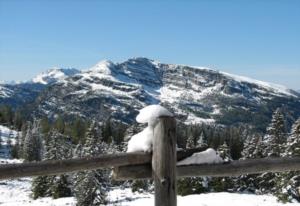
32;67;80;84
88;60;115;75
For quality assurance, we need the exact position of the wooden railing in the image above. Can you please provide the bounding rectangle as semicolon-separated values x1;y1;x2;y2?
1;116;300;206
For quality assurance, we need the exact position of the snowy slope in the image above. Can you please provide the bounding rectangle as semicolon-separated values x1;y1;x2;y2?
0;85;13;98
32;67;80;84
221;72;296;97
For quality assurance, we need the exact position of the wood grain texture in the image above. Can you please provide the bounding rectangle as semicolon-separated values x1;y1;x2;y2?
0;152;151;180
113;147;208;180
113;157;300;180
152;117;177;206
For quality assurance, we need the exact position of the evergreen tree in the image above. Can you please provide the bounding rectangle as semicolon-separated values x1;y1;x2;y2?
276;118;300;202
32;129;72;199
217;142;231;162
73;122;109;206
197;131;208;148
264;108;287;157
23;121;43;162
32;176;52;199
0;130;2;149
242;134;261;159
255;109;287;194
11;132;20;158
208;143;234;192
178;133;209;195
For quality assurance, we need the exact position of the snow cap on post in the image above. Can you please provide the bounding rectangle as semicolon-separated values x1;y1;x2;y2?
136;104;174;126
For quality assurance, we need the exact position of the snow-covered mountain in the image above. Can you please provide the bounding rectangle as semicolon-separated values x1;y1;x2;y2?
0;68;80;107
31;67;80;84
1;57;299;130
26;57;299;131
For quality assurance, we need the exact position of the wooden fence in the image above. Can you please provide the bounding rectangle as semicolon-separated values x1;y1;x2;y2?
1;116;300;206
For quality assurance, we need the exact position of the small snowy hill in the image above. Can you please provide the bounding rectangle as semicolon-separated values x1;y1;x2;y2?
32;67;80;85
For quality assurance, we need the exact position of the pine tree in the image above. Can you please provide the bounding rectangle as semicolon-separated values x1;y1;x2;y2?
0;129;2;149
32;129;72;199
242;134;261;159
73;122;109;206
264;108;286;157
32;176;52;199
178;132;209;195
185;135;195;149
236;134;263;193
208;143;234;192
217;142;231;162
23;121;43;162
196;131;208;148
11;132;20;158
276;118;300;202
257;109;287;194
17;122;28;158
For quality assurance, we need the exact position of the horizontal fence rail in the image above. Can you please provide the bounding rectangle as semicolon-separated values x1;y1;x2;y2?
113;156;300;180
0;147;207;180
0;152;150;180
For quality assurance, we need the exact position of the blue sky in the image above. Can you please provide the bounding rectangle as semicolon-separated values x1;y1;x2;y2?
0;0;299;89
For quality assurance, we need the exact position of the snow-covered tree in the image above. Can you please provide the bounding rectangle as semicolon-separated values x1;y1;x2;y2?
197;131;208;148
217;142;231;162
208;143;234;192
242;134;262;159
23;121;43;162
32;129;72;199
0;129;2;149
276;118;300;202
255;109;287;194
73;121;109;205
178;133;210;195
264;108;287;157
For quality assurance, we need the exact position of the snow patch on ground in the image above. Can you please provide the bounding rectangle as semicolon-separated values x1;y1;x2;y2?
108;188;299;206
0;125;18;145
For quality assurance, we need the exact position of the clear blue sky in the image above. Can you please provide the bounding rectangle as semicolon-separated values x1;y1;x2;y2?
0;0;299;89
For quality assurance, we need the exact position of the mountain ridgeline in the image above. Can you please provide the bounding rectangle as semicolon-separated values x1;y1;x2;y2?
1;58;300;131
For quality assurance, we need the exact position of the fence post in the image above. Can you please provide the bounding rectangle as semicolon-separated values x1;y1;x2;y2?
152;116;177;206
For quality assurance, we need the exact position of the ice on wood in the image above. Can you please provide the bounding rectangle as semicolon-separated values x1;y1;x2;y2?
177;148;224;166
127;105;173;152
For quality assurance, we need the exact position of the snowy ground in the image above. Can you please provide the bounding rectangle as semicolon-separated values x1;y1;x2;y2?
0;125;298;205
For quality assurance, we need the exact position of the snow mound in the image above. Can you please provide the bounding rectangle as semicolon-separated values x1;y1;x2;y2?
177;148;224;166
127;127;153;152
127;105;174;153
136;104;173;126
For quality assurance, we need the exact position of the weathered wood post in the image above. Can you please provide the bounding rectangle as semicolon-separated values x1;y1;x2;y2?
152;116;177;206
